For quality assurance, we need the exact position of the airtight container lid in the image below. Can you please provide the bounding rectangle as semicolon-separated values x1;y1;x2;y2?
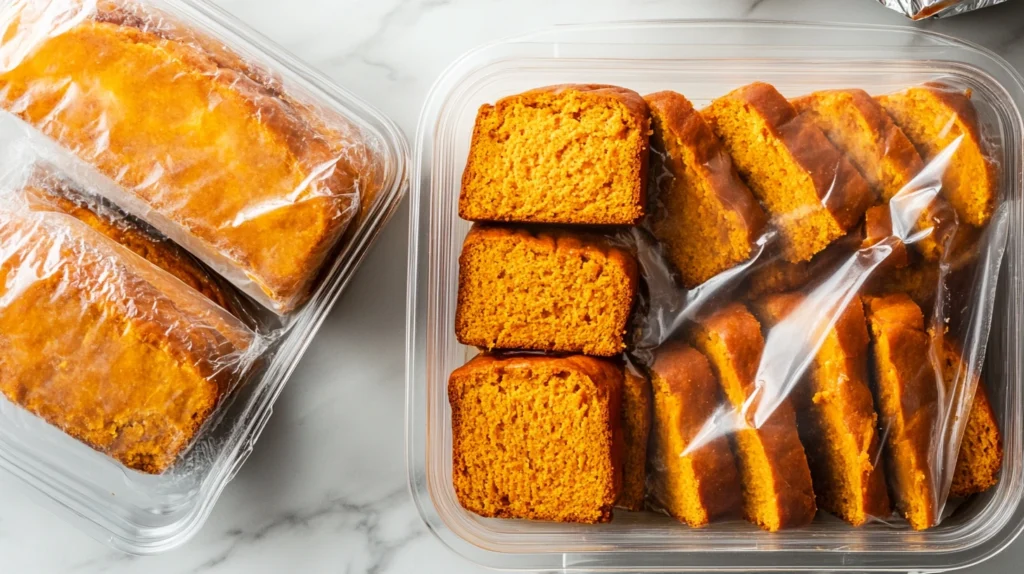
405;20;1024;572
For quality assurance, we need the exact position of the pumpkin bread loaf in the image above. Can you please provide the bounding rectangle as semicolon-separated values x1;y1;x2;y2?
455;225;637;356
862;204;910;270
617;366;653;511
691;302;816;531
448;353;624;523
0;195;255;474
645;90;767;287
863;294;940;530
459;84;650;225
793;88;955;260
877;84;997;228
703;82;874;263
751;293;891;526
648;341;743;526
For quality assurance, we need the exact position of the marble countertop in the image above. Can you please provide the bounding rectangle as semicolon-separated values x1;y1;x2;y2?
3;0;1024;572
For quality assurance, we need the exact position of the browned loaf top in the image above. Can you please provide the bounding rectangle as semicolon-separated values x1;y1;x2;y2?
703;82;875;263
751;293;891;526
690;302;817;531
644;90;766;288
460;84;650;225
448;353;624;523
455;224;637;356
863;294;939;530
647;341;743;527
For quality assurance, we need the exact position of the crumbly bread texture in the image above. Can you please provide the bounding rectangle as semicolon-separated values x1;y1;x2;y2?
455;225;637;356
690;302;816;531
863;204;910;270
645;91;767;287
22;175;237;315
448;353;624;523
751;293;891;526
877;84;997;228
617;366;653;511
0;11;375;313
459;84;649;225
793;89;954;260
703;82;874;263
863;294;939;530
648;341;743;526
0;202;254;474
938;339;1004;497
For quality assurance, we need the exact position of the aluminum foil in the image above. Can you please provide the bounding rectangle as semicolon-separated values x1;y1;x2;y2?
878;0;1009;18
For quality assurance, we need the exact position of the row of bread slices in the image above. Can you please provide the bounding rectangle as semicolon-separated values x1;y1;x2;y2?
449;81;1001;530
450;292;1002;531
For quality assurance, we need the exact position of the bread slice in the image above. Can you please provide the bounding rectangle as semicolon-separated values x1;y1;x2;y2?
863;204;910;270
863;294;939;530
744;236;856;300
647;341;743;526
644;91;767;287
703;82;874;263
455;224;637;356
937;338;1004;497
877;84;997;227
751;293;891;526
618;365;653;511
691;302;816;531
448;353;624;523
459;84;649;225
793;89;955;260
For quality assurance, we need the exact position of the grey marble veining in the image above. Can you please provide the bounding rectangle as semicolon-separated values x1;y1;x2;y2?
2;0;1024;572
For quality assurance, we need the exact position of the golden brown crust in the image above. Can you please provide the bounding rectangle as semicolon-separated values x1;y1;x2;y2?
648;341;743;526
0;203;254;474
455;224;638;356
751;293;891;525
691;302;816;530
644;90;767;287
863;294;939;529
448;353;624;523
0;11;370;312
459;83;649;225
617;365;652;511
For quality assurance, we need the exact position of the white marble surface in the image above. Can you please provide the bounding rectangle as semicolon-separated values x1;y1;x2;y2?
2;0;1024;572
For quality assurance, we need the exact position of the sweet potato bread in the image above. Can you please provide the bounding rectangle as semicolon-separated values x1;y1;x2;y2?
648;341;743;526
691;302;816;531
459;84;650;225
0;197;254;474
455;225;637;356
0;3;376;313
618;366;653;511
752;293;891;526
645;90;766;287
703;82;874;263
448;353;624;523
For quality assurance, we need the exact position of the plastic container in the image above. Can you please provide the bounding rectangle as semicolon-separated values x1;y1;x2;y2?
406;21;1024;571
0;0;408;555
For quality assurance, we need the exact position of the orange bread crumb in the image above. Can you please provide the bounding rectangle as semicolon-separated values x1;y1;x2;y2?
618;366;653;511
877;84;997;227
648;341;743;526
645;91;766;287
459;84;649;225
448;353;624;523
455;225;637;356
752;293;891;526
703;82;874;263
793;89;954;261
937;339;1003;497
691;302;816;531
863;294;939;530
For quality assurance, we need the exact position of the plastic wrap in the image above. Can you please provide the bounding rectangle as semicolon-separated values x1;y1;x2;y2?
0;0;384;314
0;153;261;475
877;0;1010;19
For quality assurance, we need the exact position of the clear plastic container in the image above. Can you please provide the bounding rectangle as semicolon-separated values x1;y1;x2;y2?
0;0;408;555
405;21;1024;571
